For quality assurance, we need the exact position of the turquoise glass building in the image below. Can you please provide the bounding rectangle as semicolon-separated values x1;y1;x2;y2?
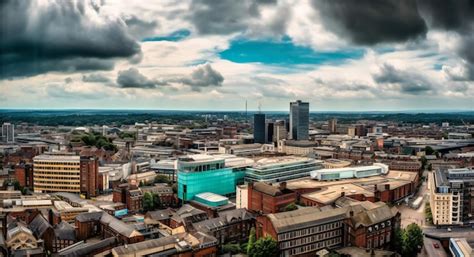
177;155;246;202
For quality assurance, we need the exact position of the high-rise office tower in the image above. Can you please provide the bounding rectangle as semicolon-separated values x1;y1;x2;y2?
254;113;266;144
266;121;274;143
1;122;14;143
328;118;337;134
289;100;309;141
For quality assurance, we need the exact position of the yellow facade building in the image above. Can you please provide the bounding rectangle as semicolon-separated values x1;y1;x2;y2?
33;154;81;193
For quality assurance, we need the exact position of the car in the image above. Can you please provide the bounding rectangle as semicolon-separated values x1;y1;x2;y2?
447;228;452;232
433;243;440;248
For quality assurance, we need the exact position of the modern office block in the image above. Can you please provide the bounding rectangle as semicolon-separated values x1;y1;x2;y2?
254;114;266;144
289;100;309;141
177;155;245;202
1;122;14;143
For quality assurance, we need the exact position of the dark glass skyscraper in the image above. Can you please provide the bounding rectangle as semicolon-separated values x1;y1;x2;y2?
254;113;266;143
289;100;309;140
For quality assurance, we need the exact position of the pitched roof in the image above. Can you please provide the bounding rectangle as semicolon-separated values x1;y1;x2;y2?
252;182;282;196
267;207;347;233
58;237;118;257
76;211;104;222
55;221;76;241
29;214;53;238
194;209;254;233
146;208;174;221
350;202;399;227
100;212;142;238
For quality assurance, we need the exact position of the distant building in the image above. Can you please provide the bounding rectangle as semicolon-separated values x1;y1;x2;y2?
1;122;14;143
310;163;389;181
277;139;318;156
329;118;337;134
254;113;266;144
289;100;309;141
273;120;287;143
266;121;274;143
245;156;323;183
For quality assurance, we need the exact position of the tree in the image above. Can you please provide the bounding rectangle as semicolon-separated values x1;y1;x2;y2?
153;193;161;210
424;146;435;155
154;175;170;184
247;227;256;254
403;223;424;257
283;203;298;212
143;192;154;212
390;228;404;253
221;243;241;254
248;236;278;257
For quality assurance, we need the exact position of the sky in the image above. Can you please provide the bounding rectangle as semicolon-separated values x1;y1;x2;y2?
0;0;474;111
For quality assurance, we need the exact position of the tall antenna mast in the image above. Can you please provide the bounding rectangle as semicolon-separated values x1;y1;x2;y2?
258;101;262;114
245;100;248;122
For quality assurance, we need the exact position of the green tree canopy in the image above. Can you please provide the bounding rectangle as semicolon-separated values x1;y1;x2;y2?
154;175;170;184
247;227;256;254
425;146;435;155
153;193;161;209
143;192;154;212
403;223;423;257
283;203;298;212
248;236;278;257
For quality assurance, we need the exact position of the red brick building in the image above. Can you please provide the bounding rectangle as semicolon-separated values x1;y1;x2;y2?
248;182;297;214
15;163;33;189
75;212;144;244
80;156;99;198
112;184;143;213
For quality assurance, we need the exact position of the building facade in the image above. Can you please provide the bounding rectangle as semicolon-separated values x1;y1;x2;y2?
289;100;309;141
177;155;245;202
245;156;323;183
248;182;297;214
33;154;99;198
254;114;266;144
1;122;14;143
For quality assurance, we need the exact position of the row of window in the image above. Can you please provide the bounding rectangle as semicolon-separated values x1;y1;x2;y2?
280;229;341;249
278;221;343;241
286;237;342;256
367;232;390;248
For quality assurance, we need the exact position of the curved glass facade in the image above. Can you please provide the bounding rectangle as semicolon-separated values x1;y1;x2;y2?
178;168;245;201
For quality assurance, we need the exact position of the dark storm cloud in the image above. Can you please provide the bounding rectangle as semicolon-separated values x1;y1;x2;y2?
373;64;434;94
82;73;112;83
124;15;159;39
417;0;474;32
418;0;474;81
311;0;427;45
117;68;168;88
179;64;224;91
0;57;115;78
189;0;260;35
0;0;141;78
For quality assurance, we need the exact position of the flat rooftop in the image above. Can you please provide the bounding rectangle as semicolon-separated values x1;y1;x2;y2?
33;154;80;161
253;156;319;168
288;170;417;205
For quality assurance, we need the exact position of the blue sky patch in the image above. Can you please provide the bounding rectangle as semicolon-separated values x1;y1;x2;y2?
219;37;365;66
142;29;191;42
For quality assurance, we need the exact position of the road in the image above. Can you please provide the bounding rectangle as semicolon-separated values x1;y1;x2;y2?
397;171;430;228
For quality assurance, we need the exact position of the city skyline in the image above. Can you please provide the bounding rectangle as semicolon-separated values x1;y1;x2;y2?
1;0;474;111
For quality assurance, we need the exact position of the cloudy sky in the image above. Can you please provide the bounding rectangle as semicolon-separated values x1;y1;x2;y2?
1;0;473;111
